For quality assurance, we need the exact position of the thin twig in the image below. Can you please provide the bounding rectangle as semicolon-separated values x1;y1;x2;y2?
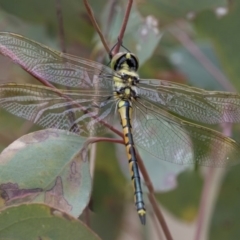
83;207;91;227
55;0;66;53
104;0;118;40
91;0;118;63
112;0;133;55
0;132;14;143
170;20;235;92
19;121;35;135
88;137;124;176
83;137;124;145
83;0;110;53
137;151;173;240
148;194;173;240
150;211;165;240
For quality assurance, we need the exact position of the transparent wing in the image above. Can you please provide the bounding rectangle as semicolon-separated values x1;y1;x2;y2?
2;32;240;125
1;83;240;167
0;32;115;89
0;83;118;137
1;32;240;167
138;79;240;124
132;98;240;167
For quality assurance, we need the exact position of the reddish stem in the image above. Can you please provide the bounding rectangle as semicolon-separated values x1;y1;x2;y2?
112;0;133;55
137;151;173;240
83;0;110;53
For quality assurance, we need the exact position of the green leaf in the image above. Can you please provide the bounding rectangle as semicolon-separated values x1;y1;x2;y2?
156;170;203;221
0;204;101;240
194;1;240;91
168;42;226;90
0;129;91;218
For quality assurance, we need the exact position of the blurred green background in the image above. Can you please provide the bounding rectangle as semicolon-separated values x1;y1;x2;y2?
0;0;240;239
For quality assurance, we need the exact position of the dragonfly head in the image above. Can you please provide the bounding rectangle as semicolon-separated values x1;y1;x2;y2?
110;52;139;72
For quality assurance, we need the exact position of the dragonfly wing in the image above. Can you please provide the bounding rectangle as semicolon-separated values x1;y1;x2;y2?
138;79;240;124
0;83;117;137
132;98;240;167
0;32;114;89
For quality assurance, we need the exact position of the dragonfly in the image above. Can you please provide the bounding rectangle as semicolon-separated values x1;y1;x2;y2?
1;32;240;224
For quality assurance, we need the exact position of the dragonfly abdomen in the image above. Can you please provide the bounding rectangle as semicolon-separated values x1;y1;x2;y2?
117;100;146;225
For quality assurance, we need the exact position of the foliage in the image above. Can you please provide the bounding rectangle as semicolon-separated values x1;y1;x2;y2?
0;0;239;239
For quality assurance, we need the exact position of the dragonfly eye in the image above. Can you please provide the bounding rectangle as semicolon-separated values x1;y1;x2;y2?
111;52;139;71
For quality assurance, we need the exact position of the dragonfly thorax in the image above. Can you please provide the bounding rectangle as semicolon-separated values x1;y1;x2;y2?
114;86;138;100
117;70;139;85
113;70;139;100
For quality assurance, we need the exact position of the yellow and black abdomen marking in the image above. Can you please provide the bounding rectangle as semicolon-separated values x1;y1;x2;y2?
117;99;146;224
